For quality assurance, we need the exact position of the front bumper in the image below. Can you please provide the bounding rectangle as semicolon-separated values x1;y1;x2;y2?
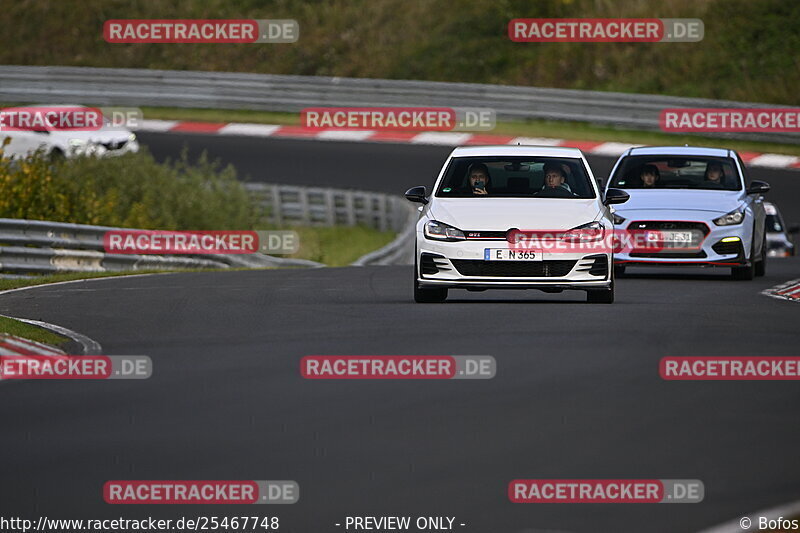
613;220;752;268
416;233;612;290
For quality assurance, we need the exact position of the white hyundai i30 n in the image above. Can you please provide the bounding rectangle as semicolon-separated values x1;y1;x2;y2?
406;145;630;303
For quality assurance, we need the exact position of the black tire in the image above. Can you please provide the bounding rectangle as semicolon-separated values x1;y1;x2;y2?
731;236;756;281
755;234;767;277
413;256;447;303
613;265;626;277
587;276;614;304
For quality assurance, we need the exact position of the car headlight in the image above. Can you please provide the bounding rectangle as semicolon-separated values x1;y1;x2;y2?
424;220;466;241
68;139;88;147
128;133;137;143
563;221;605;242
612;213;626;225
713;209;745;226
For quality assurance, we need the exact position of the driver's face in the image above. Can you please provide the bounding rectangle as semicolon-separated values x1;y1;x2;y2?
469;171;488;187
545;172;564;188
641;173;657;186
707;169;723;182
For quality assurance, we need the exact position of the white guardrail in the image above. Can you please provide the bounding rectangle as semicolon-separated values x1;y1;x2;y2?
0;184;416;276
0;65;797;144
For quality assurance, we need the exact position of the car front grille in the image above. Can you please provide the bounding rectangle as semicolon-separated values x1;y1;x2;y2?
630;250;708;258
574;254;608;277
628;221;710;233
451;259;576;277
420;253;451;275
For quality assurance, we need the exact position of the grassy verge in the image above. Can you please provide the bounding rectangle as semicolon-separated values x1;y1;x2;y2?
0;270;187;292
287;225;395;266
0;315;69;346
133;106;800;158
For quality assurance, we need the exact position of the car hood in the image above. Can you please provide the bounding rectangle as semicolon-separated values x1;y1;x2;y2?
429;198;602;231
613;189;745;216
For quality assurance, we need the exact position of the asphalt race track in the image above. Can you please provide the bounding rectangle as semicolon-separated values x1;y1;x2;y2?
1;135;799;533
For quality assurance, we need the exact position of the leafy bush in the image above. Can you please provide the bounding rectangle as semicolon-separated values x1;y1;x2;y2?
0;143;259;230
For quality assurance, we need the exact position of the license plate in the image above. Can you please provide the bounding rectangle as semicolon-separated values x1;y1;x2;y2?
485;248;542;261
646;230;694;244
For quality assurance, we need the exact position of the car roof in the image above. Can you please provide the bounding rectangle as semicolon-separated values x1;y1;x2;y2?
625;146;732;158
449;145;585;158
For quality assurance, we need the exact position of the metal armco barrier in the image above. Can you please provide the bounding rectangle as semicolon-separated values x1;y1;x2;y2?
0;65;797;144
0;184;416;274
244;183;411;232
243;183;417;266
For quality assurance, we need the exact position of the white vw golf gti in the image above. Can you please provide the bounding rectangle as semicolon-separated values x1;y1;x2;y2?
406;146;630;303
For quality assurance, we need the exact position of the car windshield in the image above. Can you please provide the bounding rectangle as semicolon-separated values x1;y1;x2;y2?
435;156;596;198
610;156;742;191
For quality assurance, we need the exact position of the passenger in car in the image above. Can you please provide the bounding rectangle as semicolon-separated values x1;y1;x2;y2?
640;164;660;188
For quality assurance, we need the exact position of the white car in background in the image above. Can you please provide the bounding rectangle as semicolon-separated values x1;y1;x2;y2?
0;104;139;159
764;202;798;257
606;146;769;280
406;145;629;303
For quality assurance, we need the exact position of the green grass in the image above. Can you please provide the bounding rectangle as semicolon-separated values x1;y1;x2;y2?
0;315;69;346
287;225;396;266
0;270;184;292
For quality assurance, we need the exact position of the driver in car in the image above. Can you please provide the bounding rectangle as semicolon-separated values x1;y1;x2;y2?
704;162;726;188
640;164;660;188
537;162;574;197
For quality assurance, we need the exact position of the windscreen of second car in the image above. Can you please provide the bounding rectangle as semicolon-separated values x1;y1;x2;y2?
435;156;596;199
609;156;742;191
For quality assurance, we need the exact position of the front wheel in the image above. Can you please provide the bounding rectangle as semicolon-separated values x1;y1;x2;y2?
413;256;447;303
732;235;756;281
755;234;767;277
587;278;614;304
414;283;448;303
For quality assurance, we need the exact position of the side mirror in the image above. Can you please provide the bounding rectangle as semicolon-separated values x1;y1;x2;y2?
788;224;800;235
747;180;770;195
405;186;428;204
604;188;630;205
